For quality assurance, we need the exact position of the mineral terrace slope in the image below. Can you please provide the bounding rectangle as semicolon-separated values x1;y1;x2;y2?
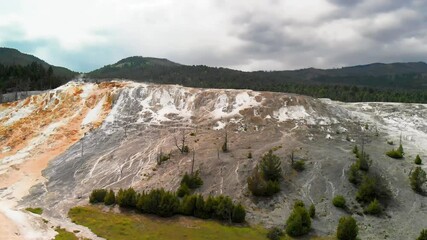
0;80;426;240
0;81;122;240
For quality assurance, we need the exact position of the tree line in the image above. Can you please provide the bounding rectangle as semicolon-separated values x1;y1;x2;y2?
89;61;427;103
0;62;69;95
89;187;246;224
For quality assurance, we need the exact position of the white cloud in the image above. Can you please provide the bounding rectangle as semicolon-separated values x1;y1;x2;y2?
0;0;426;71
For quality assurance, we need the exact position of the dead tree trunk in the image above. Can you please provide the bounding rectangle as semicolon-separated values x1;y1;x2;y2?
289;150;294;166
174;129;188;153
191;149;195;174
221;131;228;152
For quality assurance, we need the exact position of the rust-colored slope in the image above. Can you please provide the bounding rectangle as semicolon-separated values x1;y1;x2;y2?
0;82;122;192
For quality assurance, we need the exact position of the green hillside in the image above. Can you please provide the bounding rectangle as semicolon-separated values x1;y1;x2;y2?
88;56;427;103
0;47;77;93
0;47;76;78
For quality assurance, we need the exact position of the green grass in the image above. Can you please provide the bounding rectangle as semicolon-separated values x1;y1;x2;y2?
54;227;78;240
69;206;335;240
25;207;43;215
69;206;268;240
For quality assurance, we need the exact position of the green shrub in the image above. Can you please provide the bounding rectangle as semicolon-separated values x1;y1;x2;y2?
357;151;371;172
247;165;280;197
157;152;170;165
266;227;283;240
364;199;382;215
348;163;362;185
415;155;422;165
248;150;283;197
260;150;282;181
292;160;305;172
410;167;426;193
386;149;403;159
309;204;315;218
25;207;43;215
336;216;358;240
247;166;268;196
352;145;358;155
181;171;203;189
194;194;207;219
137;189;179;217
356;175;390;203
398;143;404;155
333;195;346;208
90;188;246;223
386;143;404;159
180;194;197;216
89;189;107;204
265;180;280;196
116;188;137;208
104;189;116;205
214;195;234;222
177;183;191;197
417;229;427;240
157;191;180;217
294;200;305;208
231;203;246;223
285;203;311;237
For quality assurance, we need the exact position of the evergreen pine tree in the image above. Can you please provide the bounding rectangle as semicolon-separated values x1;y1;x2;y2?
104;189;116;205
336;216;358;240
285;201;311;237
309;204;315;218
260;150;282;181
417;229;427;240
415;155;422;165
410;167;426;193
231;203;246;223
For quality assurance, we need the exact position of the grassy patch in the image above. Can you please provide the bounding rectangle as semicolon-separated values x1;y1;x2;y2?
25;207;43;215
54;227;78;240
69;206;267;240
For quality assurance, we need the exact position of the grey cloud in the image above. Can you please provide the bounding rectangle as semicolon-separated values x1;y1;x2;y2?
1;0;427;72
215;0;427;70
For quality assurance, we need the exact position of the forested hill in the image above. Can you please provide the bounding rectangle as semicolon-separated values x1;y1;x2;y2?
0;47;77;93
88;56;427;103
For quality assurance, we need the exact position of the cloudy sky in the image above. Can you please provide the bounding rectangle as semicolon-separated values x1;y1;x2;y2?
1;0;426;72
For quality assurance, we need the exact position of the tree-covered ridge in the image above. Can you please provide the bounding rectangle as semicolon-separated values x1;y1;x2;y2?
88;57;427;103
0;47;76;94
0;62;72;93
0;48;76;77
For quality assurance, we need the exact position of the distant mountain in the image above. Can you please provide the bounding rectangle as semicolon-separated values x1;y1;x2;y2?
0;47;76;78
89;56;181;80
88;57;427;103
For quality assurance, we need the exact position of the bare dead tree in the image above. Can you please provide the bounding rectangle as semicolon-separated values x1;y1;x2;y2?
221;130;228;152
174;129;188;153
156;148;163;165
191;149;195;174
289;149;295;166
